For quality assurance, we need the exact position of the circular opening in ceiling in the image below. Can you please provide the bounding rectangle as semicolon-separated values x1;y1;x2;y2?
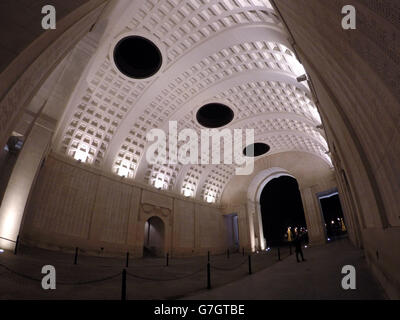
196;103;234;128
243;143;270;157
113;36;162;79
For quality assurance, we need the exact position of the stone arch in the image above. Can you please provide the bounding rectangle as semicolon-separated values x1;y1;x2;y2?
247;167;296;251
137;203;172;258
143;216;165;257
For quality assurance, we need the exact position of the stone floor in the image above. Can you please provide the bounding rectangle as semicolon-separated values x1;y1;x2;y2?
0;239;385;299
185;239;385;300
0;244;288;299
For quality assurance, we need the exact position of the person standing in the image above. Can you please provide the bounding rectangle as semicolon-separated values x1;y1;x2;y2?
287;227;293;242
293;232;306;263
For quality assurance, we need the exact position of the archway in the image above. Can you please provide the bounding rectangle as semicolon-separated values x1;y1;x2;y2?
318;190;347;241
260;176;307;247
143;216;165;257
247;167;295;251
224;213;239;252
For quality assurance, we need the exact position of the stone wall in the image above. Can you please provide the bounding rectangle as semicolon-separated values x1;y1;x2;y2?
273;0;400;298
21;153;229;257
222;151;337;249
0;0;108;155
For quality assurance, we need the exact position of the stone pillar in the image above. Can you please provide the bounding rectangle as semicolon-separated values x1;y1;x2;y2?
300;187;326;245
335;169;363;248
237;204;250;251
246;200;256;252
255;202;266;250
330;148;363;248
0;118;54;250
249;201;262;250
194;203;200;254
125;186;141;256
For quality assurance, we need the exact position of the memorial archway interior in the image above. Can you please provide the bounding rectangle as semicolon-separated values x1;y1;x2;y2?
0;0;333;253
260;176;307;246
0;0;399;299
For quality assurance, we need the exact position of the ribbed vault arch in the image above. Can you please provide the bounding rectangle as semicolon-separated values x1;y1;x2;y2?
51;0;331;204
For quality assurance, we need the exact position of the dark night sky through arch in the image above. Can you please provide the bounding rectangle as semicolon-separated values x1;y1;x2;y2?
319;194;344;222
260;176;306;245
319;194;345;237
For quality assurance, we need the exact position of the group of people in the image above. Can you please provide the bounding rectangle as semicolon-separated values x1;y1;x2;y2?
286;227;307;263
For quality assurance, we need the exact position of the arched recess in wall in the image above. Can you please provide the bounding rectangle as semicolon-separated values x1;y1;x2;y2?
143;216;165;257
246;167;296;252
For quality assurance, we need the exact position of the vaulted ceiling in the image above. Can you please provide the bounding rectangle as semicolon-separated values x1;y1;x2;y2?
49;0;331;203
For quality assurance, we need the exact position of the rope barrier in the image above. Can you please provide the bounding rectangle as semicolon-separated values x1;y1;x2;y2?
1;239;292;287
0;263;41;282
57;272;122;285
0;263;121;286
210;258;248;271
1;260;205;285
126;267;204;282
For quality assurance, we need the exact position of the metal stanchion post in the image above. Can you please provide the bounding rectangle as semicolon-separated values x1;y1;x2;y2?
278;247;281;261
207;263;211;289
248;255;252;275
121;269;127;300
126;252;129;268
74;247;79;265
166;253;169;267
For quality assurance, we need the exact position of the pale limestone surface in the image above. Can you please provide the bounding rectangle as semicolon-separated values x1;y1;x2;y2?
273;0;400;299
0;0;399;299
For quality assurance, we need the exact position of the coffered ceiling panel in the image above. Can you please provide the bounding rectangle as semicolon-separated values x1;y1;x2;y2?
55;0;332;203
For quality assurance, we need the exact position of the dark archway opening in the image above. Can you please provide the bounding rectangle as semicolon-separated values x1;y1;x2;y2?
143;216;165;257
319;193;347;241
196;103;234;128
260;176;307;247
113;36;162;79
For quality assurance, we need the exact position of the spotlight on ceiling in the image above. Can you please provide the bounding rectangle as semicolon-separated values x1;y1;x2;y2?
196;103;234;128
154;179;164;189
74;149;88;162
113;35;162;79
205;195;215;203
183;188;193;197
243;143;270;157
118;166;129;178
